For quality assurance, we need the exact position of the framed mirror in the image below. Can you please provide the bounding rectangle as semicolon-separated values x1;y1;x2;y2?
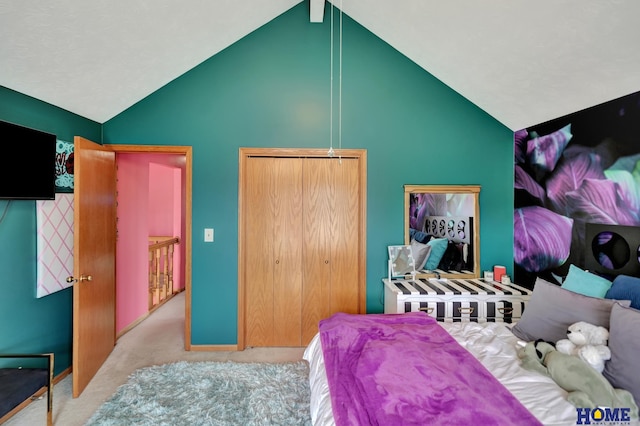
405;185;481;279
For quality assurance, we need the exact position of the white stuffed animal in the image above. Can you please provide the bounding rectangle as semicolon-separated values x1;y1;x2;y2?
556;321;611;373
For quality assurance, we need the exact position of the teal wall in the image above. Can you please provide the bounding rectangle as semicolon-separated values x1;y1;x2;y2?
105;4;514;345
0;3;515;361
0;86;101;374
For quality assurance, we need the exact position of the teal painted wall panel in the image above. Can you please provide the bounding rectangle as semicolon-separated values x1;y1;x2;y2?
0;86;101;143
0;85;102;374
104;4;514;345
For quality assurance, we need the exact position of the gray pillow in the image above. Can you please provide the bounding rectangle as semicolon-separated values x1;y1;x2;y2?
603;303;640;408
511;277;631;343
410;239;431;271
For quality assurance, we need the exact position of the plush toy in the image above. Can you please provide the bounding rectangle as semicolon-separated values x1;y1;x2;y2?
516;339;551;378
556;321;611;373
519;339;638;417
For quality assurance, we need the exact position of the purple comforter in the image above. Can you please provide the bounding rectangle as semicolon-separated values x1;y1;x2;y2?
319;312;542;426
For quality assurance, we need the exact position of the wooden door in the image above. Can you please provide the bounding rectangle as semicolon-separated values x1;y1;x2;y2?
301;158;360;344
271;158;303;345
325;158;361;314
72;137;116;397
244;157;303;346
238;148;367;350
301;158;332;343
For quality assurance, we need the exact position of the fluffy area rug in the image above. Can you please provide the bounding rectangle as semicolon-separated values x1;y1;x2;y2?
85;360;312;426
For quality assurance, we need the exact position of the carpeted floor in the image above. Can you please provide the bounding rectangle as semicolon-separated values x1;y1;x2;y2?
4;292;307;426
86;360;312;426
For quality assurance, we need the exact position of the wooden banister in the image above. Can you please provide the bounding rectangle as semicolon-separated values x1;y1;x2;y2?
148;236;179;310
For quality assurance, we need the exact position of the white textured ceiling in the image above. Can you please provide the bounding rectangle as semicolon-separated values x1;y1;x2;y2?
1;0;639;130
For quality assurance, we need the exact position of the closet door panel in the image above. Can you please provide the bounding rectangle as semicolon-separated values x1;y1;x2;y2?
272;158;304;346
329;158;361;314
301;159;333;344
245;157;276;346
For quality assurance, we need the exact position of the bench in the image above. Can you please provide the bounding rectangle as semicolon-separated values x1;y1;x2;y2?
0;353;53;426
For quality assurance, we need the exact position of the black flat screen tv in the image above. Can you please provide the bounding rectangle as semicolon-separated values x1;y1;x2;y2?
0;120;57;200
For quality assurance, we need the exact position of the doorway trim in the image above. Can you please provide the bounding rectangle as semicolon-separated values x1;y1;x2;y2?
107;144;193;350
237;147;367;350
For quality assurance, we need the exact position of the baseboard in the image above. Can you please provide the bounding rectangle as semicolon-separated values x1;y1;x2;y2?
117;288;185;339
117;312;150;339
53;366;71;386
189;344;238;352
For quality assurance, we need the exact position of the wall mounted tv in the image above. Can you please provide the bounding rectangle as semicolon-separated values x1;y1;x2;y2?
0;120;56;200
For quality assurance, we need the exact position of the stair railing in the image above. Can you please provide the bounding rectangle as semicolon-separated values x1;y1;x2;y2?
148;236;179;310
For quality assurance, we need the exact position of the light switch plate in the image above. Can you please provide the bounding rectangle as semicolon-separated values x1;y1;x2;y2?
204;228;214;242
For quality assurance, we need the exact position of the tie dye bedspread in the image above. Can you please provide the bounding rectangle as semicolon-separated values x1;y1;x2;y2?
318;312;542;426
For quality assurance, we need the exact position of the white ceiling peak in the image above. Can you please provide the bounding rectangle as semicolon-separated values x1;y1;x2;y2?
1;0;639;130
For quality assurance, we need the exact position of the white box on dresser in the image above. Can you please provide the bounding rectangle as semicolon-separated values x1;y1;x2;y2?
383;277;532;323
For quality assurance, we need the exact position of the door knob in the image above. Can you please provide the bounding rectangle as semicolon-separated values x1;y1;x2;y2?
66;275;93;283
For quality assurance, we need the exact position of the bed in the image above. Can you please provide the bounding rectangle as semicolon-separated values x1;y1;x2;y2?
303;276;640;426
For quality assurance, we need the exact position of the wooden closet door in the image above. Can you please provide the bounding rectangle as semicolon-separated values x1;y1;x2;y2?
244;157;303;347
301;158;361;344
327;158;360;313
244;157;275;346
272;158;303;346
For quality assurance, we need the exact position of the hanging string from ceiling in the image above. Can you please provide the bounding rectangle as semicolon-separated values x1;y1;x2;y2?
339;0;343;161
328;0;343;162
329;0;334;158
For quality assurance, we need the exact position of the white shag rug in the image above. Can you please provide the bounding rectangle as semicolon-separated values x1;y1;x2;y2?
85;360;312;426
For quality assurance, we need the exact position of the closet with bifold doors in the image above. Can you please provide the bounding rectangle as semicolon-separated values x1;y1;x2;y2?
238;148;367;348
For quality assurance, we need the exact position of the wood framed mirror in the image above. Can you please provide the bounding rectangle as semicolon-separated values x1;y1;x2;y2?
404;185;481;279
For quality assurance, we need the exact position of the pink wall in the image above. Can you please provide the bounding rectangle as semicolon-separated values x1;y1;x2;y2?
115;155;150;333
149;163;175;235
116;153;185;335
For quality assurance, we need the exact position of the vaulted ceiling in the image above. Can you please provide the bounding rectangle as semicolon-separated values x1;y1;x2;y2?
1;0;639;131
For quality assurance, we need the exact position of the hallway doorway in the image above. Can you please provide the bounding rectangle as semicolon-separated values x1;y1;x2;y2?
108;145;193;350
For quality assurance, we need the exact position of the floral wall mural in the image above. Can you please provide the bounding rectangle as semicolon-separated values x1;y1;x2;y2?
514;91;640;288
